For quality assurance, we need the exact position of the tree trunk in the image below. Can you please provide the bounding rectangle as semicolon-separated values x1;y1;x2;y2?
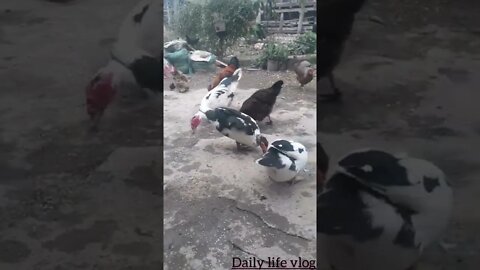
255;7;263;24
216;37;225;58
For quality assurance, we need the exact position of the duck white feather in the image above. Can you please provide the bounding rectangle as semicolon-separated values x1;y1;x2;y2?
200;68;242;110
113;0;163;62
192;68;242;124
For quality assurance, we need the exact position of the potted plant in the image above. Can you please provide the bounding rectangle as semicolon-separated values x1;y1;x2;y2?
261;43;288;71
276;44;289;71
264;43;279;71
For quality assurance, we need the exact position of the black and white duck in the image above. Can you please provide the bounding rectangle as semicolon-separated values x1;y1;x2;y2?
255;139;309;184
317;148;453;270
191;107;268;153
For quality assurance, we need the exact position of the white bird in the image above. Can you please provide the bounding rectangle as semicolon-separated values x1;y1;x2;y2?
255;139;308;184
85;0;163;131
317;149;453;270
192;107;268;153
190;68;242;130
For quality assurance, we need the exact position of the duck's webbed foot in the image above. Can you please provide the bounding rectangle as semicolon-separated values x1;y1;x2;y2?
290;177;297;185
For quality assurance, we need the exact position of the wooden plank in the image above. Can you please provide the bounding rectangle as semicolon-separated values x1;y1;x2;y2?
261;20;315;27
262;16;316;23
275;0;316;8
262;18;309;24
297;1;305;34
275;2;296;8
274;7;316;13
266;26;314;33
267;28;313;34
266;25;314;30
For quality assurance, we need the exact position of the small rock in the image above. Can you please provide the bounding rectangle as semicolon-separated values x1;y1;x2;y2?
253;43;265;50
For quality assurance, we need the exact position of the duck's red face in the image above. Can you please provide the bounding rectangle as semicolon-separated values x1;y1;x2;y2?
308;68;316;77
85;73;115;119
260;142;268;154
258;136;269;154
190;115;201;133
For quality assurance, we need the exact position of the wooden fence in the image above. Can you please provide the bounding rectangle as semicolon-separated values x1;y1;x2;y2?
261;0;316;34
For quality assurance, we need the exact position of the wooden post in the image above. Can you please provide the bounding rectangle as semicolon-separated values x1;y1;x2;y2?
297;0;305;34
256;7;263;24
279;12;284;34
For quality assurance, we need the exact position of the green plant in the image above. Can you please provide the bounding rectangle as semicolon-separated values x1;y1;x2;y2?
173;0;258;58
255;43;289;68
273;44;289;62
288;31;317;55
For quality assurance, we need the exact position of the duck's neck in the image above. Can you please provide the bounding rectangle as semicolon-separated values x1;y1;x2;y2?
195;110;210;122
103;60;136;88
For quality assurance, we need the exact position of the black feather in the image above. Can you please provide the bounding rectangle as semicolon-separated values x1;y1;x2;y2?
133;4;149;23
228;56;240;69
317;142;330;176
128;56;163;92
317;172;384;242
257;148;286;169
240;80;283;121
206;107;258;136
317;0;367;78
338;150;411;187
271;140;295;152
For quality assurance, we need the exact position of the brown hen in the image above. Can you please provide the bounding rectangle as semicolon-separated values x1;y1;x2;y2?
207;56;240;91
294;60;316;87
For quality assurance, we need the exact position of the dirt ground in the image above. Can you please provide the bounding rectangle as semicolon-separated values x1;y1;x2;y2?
0;0;479;269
